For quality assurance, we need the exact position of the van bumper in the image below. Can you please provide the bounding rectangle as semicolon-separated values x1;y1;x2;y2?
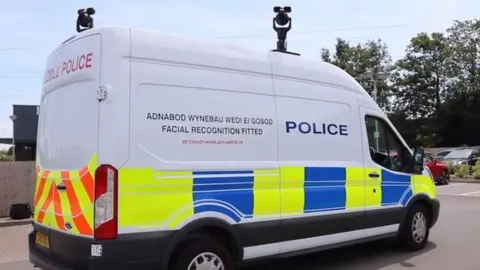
29;226;175;270
430;198;440;227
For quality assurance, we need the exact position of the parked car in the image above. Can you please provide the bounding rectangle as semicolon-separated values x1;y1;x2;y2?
442;147;480;167
434;149;453;160
425;152;450;185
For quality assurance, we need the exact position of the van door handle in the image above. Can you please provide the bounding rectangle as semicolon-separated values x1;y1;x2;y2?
56;184;67;191
368;172;380;178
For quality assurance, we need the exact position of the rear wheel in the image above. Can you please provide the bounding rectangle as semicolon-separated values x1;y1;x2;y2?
398;204;430;251
170;235;234;270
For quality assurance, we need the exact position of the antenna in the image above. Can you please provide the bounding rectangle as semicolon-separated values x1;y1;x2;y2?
271;6;300;56
76;7;96;33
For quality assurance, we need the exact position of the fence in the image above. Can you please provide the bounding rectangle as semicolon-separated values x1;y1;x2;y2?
0;161;35;217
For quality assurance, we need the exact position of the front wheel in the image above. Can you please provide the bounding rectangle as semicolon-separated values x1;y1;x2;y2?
398;204;430;251
170;236;234;270
441;170;450;185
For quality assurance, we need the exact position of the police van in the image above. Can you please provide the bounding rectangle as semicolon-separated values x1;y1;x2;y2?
29;16;439;270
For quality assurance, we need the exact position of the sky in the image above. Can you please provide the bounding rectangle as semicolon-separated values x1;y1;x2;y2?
0;0;479;150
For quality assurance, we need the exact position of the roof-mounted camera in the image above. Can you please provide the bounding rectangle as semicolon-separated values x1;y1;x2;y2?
76;7;96;33
271;6;299;56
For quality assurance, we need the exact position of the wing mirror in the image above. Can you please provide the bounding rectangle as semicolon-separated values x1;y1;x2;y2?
413;147;426;173
413;147;425;167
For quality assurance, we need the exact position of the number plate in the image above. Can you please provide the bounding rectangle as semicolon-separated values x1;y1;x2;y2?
35;232;50;249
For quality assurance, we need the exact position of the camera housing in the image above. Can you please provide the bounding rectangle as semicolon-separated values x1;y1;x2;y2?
76;7;96;33
272;6;299;55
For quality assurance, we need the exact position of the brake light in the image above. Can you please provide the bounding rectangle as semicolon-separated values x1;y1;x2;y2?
94;164;118;240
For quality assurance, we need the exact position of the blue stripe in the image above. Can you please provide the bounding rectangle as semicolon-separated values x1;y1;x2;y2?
194;204;242;223
401;189;413;206
194;190;253;218
193;174;254;218
303;167;346;212
193;176;254;185
193;183;252;191
304;186;346;211
382;185;409;205
381;170;410;183
304;181;345;187
193;170;253;175
381;170;411;205
305;167;347;181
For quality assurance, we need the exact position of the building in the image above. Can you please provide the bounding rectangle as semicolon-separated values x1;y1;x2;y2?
3;105;39;161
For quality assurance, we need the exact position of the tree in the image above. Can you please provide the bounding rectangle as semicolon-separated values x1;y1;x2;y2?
392;32;452;119
322;38;394;110
440;19;480;146
447;19;480;96
320;18;480;147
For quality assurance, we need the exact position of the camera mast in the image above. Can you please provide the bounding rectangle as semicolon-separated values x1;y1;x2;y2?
271;6;300;56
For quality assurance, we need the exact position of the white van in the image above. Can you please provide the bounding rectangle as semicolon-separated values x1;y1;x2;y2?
30;26;439;270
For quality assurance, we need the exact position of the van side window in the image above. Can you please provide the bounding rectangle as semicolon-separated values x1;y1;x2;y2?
365;115;412;173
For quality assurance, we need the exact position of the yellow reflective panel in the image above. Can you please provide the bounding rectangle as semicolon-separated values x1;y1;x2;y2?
280;166;305;215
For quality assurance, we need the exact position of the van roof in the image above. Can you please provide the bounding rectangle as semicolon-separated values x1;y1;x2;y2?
60;25;369;96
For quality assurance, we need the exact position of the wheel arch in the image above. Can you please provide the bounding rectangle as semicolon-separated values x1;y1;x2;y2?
162;217;243;269
400;194;435;232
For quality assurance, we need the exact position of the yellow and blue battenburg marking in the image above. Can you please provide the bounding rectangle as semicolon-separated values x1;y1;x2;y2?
190;166;417;223
118;165;433;229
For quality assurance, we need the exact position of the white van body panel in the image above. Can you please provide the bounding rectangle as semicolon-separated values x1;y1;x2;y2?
129;29;277;171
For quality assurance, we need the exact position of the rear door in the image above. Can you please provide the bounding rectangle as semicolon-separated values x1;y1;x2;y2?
35;34;102;239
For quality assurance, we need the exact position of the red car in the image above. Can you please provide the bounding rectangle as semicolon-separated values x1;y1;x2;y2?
425;152;450;185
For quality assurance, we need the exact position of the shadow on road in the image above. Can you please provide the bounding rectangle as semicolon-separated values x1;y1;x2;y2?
239;239;437;270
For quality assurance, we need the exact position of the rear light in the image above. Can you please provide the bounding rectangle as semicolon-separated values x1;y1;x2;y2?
94;164;118;240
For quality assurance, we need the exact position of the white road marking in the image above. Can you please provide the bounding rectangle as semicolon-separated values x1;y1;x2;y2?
460;191;480;196
438;192;480;197
436;183;466;188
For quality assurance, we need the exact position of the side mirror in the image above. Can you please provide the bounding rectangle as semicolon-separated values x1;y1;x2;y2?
413;147;425;166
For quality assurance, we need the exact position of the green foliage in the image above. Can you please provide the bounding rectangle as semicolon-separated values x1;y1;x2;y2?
445;160;457;174
321;19;480;147
320;38;393;111
474;160;480;180
0;147;13;162
455;164;471;179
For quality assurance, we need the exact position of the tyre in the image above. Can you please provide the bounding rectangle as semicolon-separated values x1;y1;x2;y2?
441;170;449;185
398;204;430;251
170;235;234;270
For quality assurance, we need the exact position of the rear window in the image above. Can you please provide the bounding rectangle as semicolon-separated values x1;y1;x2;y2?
38;82;98;170
436;151;450;157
